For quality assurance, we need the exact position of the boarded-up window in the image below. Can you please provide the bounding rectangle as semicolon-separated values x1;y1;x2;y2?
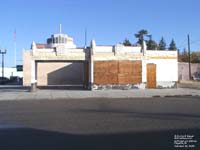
94;61;142;84
94;61;118;84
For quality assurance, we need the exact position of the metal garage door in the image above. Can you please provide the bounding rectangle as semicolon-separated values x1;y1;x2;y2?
37;62;84;86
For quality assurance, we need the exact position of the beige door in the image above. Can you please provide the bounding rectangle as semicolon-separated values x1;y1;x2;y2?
147;64;156;88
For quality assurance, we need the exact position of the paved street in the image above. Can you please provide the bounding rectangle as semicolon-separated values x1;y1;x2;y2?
0;97;199;150
0;85;200;100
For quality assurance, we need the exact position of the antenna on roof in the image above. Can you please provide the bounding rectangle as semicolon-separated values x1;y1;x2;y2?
59;24;62;34
84;28;87;49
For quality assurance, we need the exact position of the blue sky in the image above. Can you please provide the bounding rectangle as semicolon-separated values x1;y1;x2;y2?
0;0;200;67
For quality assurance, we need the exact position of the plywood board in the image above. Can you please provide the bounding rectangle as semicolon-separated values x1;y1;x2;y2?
94;61;142;85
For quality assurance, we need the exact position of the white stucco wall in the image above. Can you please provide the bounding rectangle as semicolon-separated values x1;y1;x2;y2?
144;59;178;82
23;35;179;89
143;50;178;85
94;46;114;53
114;44;141;54
92;46;178;87
93;45;141;54
146;50;177;57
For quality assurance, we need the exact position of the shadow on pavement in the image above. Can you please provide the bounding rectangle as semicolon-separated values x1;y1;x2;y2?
0;127;199;150
0;85;88;92
0;86;30;92
74;108;200;121
37;85;87;91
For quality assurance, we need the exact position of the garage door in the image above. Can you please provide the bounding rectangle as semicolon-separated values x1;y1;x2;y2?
37;62;84;86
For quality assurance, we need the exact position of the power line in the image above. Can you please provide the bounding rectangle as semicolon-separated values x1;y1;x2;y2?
177;39;188;50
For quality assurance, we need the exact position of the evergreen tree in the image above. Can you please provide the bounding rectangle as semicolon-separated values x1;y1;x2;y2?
147;40;158;50
169;39;177;50
122;38;132;46
135;29;148;46
158;37;166;50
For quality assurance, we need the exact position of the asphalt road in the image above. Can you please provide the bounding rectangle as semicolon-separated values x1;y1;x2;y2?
0;97;200;150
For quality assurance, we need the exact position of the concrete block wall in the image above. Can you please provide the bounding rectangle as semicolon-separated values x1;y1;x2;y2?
178;62;200;80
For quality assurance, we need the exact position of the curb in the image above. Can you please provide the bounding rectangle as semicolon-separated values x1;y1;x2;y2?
0;95;199;101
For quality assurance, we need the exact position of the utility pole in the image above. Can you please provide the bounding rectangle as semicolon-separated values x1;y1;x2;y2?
14;29;17;67
0;48;7;78
187;34;191;80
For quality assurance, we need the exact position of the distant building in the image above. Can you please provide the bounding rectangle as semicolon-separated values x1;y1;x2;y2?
23;29;178;90
0;67;23;79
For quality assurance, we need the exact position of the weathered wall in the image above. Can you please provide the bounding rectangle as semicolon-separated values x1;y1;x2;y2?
23;40;179;89
143;50;178;84
32;47;87;61
144;59;178;82
94;61;142;85
93;44;141;54
178;62;200;80
37;62;84;86
23;51;32;86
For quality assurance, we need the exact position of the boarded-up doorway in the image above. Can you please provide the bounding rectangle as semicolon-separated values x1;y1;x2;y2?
94;61;142;85
147;63;156;88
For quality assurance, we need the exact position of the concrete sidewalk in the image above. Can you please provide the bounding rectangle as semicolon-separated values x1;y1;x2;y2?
178;80;200;90
0;86;199;101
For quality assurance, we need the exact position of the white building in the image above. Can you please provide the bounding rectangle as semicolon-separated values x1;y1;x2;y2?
0;67;23;79
23;30;178;90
